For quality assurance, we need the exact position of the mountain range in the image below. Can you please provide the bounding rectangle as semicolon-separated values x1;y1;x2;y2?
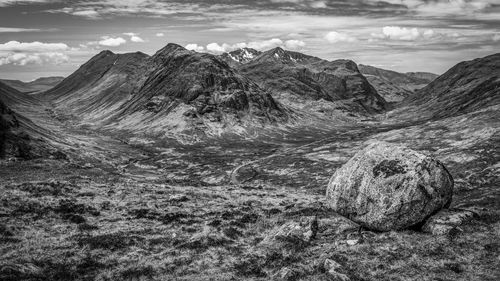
358;64;438;103
2;43;499;147
0;76;64;94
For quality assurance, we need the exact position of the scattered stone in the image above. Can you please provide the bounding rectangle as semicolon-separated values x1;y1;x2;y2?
327;271;351;281
0;263;42;280
324;259;342;272
422;209;476;235
318;217;359;237
65;213;87;224
345;239;359;246
278;267;299;281
82;163;95;169
326;141;453;231
264;216;318;245
169;194;189;203
231;165;259;184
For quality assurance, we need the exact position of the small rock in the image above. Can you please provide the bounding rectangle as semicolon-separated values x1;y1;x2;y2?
278;267;298;281
265;216;318;244
327;270;350;281
326;141;453;231
345;239;359;246
169;194;189;202
82;163;94;169
231;165;259;184
324;259;342;272
422;209;475;235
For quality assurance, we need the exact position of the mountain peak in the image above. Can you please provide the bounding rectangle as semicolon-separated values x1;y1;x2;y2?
153;43;189;59
222;47;262;64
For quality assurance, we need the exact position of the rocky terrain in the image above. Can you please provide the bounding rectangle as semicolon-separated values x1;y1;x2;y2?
0;47;499;281
225;47;387;118
43;44;290;140
1;77;64;94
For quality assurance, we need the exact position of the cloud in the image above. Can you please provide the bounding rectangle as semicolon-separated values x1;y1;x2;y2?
0;27;41;33
0;40;69;66
0;0;56;6
185;43;205;52
370;26;437;41
493;33;500;42
201;38;306;54
0;41;69;52
98;36;127;47
284;39;306;49
382;26;421;40
156;33;165;37
324;31;356;43
270;0;328;8
123;33;145;43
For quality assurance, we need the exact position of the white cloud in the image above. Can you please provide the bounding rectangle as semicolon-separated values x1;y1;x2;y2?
98;36;126;47
0;41;69;52
0;27;41;33
206;43;227;53
324;31;356;43
370;26;438;41
156;32;165;37
185;43;205;52
130;35;144;43
382;26;420;40
123;33;145;43
0;40;70;66
493;33;500;42
202;38;306;54
0;0;56;6
284;39;306;50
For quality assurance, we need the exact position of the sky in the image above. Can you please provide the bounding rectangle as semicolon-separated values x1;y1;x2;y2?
0;0;499;81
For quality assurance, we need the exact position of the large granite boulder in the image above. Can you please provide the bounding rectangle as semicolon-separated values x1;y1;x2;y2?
326;141;453;231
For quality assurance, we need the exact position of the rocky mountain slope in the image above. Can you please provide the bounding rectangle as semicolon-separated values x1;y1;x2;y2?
225;47;387;116
1;76;64;94
398;53;500;120
0;82;58;159
42;44;289;139
43;50;150;122
358;64;438;103
221;48;262;67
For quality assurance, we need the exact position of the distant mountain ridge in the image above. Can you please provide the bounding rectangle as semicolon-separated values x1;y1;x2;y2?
222;47;387;116
0;81;57;158
358;64;438;103
42;44;289;138
1;76;64;94
402;53;500;119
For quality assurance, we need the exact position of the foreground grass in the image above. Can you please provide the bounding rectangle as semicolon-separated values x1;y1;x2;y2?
1;158;499;281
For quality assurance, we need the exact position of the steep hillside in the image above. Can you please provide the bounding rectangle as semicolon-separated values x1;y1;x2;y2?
234;47;387;115
358;65;438;103
42;44;289;138
110;44;288;136
1;76;64;94
0;82;58;159
401;53;500;119
43;51;151;121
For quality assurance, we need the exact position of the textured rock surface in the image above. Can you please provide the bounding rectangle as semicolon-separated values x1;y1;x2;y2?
263;216;318;244
326;141;454;231
422;209;476;235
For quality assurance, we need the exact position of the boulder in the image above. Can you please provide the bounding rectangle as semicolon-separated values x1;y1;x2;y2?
422;209;476;235
326;141;453;231
231;164;259;184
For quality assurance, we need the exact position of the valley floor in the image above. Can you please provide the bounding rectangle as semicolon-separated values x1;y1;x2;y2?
1;101;499;281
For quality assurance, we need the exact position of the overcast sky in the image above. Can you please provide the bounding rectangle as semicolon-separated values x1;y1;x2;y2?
0;0;499;81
